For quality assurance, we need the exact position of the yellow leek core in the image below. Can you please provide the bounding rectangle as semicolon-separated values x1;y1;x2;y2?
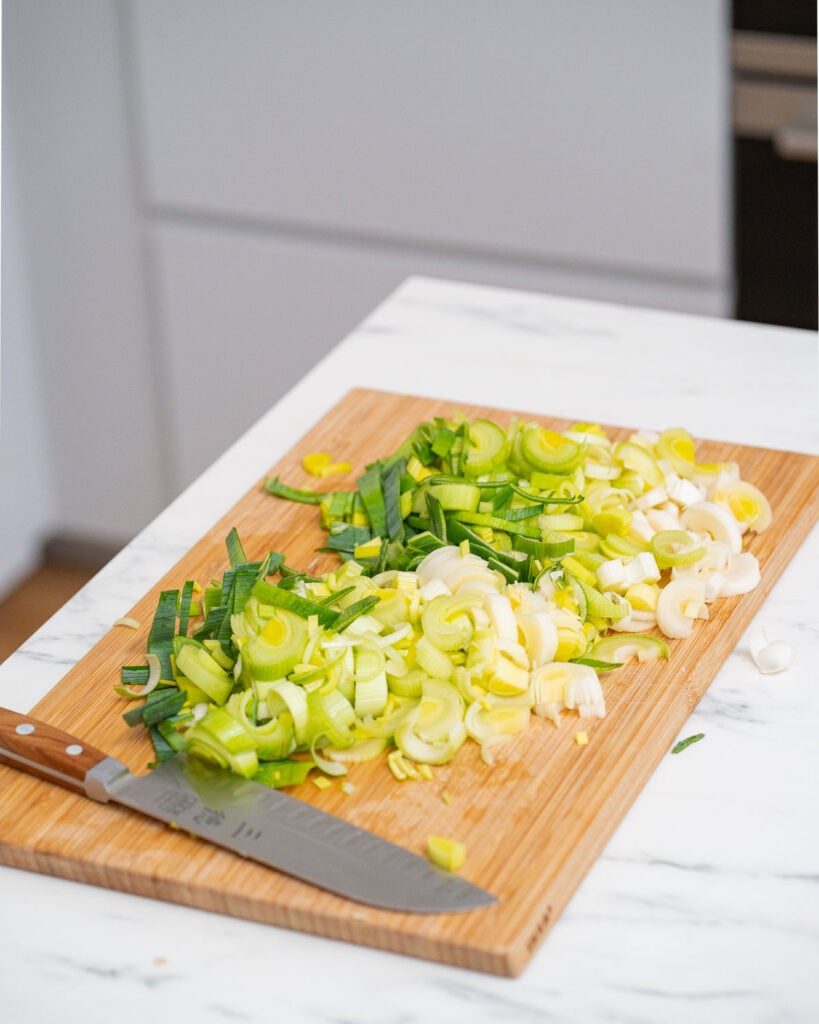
426;835;467;872
303;452;352;477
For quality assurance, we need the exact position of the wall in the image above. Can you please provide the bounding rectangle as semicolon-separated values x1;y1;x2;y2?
0;127;55;591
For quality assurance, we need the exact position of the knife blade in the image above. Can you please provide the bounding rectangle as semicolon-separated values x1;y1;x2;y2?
0;707;495;913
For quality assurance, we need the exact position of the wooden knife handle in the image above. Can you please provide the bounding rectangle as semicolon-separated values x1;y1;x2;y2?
0;706;110;796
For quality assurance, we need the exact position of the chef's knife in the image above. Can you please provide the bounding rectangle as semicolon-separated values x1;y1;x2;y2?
0;707;495;913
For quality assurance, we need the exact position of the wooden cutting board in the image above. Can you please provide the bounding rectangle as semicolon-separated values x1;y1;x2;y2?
1;388;817;976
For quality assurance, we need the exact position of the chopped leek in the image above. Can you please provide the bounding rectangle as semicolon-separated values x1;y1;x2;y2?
255;759;316;788
671;732;705;754
119;412;770;789
264;476;327;505
748;627;794;674
426;834;466;872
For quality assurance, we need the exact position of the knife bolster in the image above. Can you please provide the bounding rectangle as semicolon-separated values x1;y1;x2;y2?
85;756;131;802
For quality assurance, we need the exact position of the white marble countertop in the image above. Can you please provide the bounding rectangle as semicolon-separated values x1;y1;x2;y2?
2;277;818;1023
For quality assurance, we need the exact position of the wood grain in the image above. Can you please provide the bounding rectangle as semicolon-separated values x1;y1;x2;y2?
1;388;817;976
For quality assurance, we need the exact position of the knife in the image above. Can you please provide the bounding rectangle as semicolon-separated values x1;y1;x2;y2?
0;707;495;914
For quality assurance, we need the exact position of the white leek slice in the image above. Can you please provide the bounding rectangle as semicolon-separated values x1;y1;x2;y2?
263;679;310;745
425;548;504;593
702;571;726;602
665;475;705;508
310;740;348;777
671;540;731;600
322;735;387;764
377;622;413;648
466;625;495;676
630;428;660;447
494;637;529;668
628;510;657;543
656;577;708;639
356;695;419;738
551;608;588;661
719;552;761;597
465;698;530;744
635;485;669;510
386;666;425;697
342;613;386;636
686;539;731;574
483;592;518;642
354;671;389;718
419;579;451;602
457;578;504;597
609;611;657;632
756;643;792;674
597;559;628;592
537;573;558;599
645;508;682;533
416;546;460;585
421;593;478;651
444;562;504;593
371;569;418;590
505;582;549;616
516;610;559;666
748;627;794;674
412;679;465;743
415;636;455;679
624;581;660;612
354;642;386;681
624;551;661;586
394;682;467;765
563;665;606;718
692;461;739;491
530;662;605;722
680;501;742;555
451;665;482;703
486;650;530;696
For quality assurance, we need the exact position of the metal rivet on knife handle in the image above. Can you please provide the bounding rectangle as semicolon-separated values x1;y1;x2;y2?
0;706;109;796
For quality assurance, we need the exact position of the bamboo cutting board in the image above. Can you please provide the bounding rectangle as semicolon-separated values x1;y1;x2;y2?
1;389;817;976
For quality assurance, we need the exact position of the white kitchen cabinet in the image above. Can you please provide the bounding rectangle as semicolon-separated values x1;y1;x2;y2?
134;0;731;483
2;0;732;579
154;222;730;488
130;0;730;283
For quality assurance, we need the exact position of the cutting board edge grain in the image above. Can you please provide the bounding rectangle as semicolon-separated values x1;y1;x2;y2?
0;837;519;976
1;387;817;977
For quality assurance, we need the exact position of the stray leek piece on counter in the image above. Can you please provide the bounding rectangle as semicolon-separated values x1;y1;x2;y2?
671;733;705;754
117;413;771;789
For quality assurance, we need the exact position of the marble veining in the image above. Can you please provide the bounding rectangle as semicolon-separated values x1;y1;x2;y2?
1;277;817;1023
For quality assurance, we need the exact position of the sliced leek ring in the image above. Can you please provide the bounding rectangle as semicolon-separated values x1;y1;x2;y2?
656;577;708;639
520;426;584;473
656;427;697;476
463;418;509;475
680;501;743;555
712;480;772;534
395;680;467;765
591;634;669;664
